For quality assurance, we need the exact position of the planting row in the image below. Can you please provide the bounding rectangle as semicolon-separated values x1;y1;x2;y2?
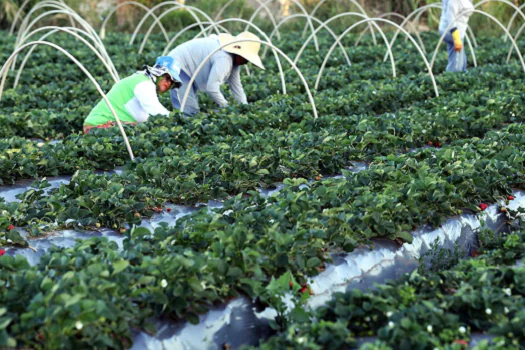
0;32;521;139
2;119;525;347
2;117;525;347
0;63;523;244
250;219;525;349
1;63;524;185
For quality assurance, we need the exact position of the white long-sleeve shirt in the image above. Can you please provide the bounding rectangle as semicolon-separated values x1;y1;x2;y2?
128;79;170;122
85;73;170;127
439;0;474;38
167;36;248;107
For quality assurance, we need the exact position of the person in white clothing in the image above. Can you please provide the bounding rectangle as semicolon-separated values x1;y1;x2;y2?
167;31;264;116
83;56;182;134
439;0;474;72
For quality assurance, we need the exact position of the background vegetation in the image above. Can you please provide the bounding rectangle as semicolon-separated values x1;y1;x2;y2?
1;0;524;34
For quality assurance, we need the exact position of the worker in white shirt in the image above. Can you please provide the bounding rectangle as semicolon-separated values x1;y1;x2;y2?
83;56;182;134
167;31;264;116
439;0;474;72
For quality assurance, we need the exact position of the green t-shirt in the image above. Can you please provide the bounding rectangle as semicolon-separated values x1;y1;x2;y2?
84;74;150;126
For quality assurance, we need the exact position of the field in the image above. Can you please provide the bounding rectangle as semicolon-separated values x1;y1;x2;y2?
1;1;525;349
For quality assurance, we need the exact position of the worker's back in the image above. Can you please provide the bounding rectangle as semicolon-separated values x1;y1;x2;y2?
168;36;233;92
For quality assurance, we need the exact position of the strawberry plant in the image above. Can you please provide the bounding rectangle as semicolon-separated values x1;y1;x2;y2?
1;26;525;348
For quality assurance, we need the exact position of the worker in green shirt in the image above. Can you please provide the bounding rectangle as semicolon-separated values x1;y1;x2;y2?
83;56;182;134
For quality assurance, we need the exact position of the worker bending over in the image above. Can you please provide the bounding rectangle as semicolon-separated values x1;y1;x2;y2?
83;56;181;133
167;31;264;116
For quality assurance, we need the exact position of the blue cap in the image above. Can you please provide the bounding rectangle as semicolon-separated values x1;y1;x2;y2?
154;56;182;85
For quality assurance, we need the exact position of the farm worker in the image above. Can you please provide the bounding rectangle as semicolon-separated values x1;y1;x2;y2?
439;0;474;72
83;56;182;134
167;31;264;116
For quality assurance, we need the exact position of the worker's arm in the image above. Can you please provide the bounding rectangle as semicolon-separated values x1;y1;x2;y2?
447;0;474;52
133;80;170;122
450;28;462;52
228;65;248;104
206;56;231;107
444;0;461;51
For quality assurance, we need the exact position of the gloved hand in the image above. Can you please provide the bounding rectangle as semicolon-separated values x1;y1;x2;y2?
451;28;463;52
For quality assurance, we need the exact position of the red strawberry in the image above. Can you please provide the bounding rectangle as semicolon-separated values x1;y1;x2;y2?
508;195;515;200
167;208;172;213
471;249;479;257
433;141;441;147
7;225;14;231
453;340;468;346
300;287;308;293
479;203;488;211
289;281;293;290
427;141;433;146
0;249;6;256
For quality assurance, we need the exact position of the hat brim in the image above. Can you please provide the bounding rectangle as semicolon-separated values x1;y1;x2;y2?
229;49;265;70
219;34;265;70
168;71;182;85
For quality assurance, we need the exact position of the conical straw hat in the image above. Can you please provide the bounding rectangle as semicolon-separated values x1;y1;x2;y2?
219;32;265;70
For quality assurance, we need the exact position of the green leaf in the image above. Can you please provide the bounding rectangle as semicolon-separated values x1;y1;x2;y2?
0;317;11;330
396;231;413;244
266;271;293;295
5;231;28;248
227;267;243;280
289;306;310;323
112;260;129;275
186;312;200;325
306;257;321;269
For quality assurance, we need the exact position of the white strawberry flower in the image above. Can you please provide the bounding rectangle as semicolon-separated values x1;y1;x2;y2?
75;321;83;330
161;279;168;288
388;321;395;329
485;308;492;315
427;325;433;333
459;326;466;334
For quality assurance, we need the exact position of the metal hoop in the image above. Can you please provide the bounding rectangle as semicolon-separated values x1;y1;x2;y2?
0;41;135;160
179;38;318;119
